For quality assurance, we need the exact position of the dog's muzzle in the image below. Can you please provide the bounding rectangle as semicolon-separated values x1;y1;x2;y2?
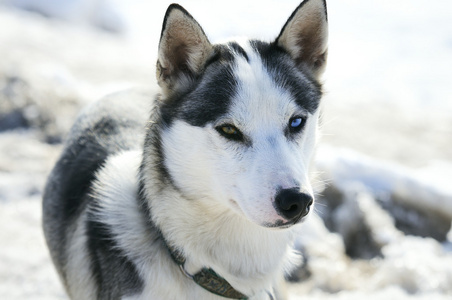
274;188;313;223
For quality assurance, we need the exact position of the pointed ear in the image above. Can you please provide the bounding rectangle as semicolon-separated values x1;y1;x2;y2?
156;4;213;93
276;0;328;78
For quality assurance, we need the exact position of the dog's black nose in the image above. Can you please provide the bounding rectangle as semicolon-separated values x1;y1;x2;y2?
275;189;313;221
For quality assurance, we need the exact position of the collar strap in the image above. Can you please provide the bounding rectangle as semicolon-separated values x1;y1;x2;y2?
163;237;249;299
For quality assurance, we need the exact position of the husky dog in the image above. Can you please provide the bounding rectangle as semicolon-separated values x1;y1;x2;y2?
43;0;328;299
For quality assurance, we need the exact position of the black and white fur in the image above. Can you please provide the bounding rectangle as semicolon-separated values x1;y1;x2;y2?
43;0;328;299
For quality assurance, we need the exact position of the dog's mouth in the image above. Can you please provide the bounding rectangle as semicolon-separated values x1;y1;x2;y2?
228;199;245;216
265;217;305;229
229;199;240;209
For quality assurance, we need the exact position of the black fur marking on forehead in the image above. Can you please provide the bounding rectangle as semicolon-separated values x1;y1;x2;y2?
228;42;250;62
160;45;238;127
250;40;322;114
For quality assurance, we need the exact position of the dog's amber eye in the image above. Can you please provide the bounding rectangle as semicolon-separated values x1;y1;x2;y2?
215;124;244;142
221;125;237;135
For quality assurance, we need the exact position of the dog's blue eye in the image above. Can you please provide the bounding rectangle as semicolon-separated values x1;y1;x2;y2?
289;117;305;133
291;118;303;128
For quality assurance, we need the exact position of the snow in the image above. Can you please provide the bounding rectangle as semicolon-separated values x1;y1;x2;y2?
316;146;452;219
0;0;451;299
4;0;125;32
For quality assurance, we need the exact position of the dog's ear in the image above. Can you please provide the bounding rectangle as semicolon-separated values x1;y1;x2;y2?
276;0;328;78
157;4;213;94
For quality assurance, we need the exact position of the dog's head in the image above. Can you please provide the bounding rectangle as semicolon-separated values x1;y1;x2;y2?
154;0;328;228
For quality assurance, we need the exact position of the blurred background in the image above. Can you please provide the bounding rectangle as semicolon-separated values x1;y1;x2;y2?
0;0;451;299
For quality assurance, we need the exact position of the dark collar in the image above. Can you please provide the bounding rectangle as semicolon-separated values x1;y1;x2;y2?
162;235;249;299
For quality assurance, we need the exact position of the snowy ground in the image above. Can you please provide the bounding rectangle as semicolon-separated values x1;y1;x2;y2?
0;0;451;299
